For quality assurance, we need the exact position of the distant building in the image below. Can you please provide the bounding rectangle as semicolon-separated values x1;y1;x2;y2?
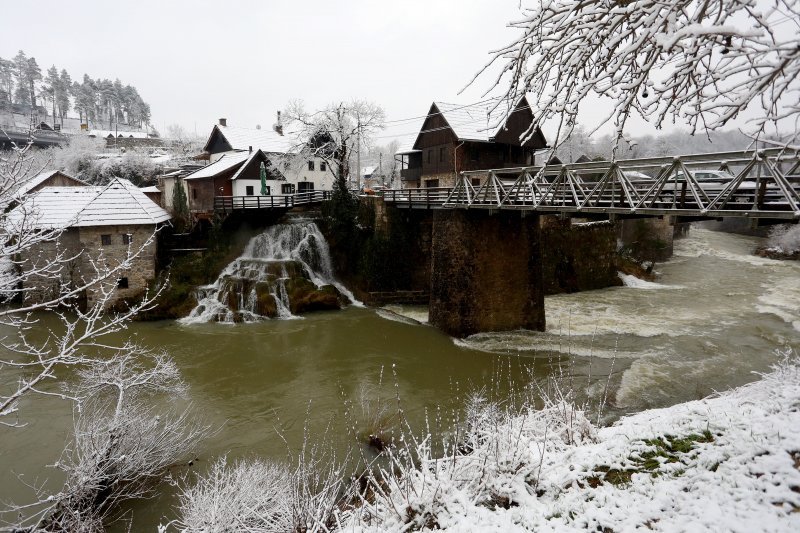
397;97;548;189
9;178;171;309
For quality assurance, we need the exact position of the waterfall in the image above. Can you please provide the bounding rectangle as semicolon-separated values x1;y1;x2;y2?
180;221;358;324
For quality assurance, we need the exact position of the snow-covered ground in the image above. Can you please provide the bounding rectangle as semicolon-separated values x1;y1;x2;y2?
344;355;800;532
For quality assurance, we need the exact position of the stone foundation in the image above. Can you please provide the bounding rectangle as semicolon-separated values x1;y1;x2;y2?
429;210;545;337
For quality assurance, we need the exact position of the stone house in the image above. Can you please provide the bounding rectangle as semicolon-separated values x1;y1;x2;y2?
9;177;171;309
396;97;549;189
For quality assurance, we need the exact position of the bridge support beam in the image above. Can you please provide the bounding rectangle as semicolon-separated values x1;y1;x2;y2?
429;210;545;338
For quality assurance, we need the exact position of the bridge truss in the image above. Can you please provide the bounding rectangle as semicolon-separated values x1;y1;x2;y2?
384;149;800;221
446;148;800;220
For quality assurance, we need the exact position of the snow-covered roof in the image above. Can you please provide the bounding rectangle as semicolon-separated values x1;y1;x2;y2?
433;101;520;142
8;178;171;230
361;166;376;177
1;170;86;209
183;151;251;180
140;185;160;193
206;125;294;154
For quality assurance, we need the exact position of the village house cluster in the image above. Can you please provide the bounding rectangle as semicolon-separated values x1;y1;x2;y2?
6;97;550;308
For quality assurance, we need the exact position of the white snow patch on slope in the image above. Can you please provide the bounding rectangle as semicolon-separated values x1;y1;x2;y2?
342;356;800;532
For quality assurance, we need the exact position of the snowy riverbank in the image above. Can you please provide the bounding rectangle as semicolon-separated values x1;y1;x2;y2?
341;354;800;532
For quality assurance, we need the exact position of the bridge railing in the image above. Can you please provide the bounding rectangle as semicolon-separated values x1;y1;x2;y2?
214;190;331;213
381;187;454;208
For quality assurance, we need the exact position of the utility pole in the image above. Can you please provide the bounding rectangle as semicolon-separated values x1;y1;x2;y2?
356;116;362;191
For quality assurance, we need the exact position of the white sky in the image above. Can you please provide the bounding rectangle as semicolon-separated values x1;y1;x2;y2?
0;0;786;147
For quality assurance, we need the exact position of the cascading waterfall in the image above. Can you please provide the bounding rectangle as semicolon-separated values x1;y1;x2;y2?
180;221;358;324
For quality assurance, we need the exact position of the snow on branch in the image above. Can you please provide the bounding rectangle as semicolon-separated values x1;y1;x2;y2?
473;0;800;154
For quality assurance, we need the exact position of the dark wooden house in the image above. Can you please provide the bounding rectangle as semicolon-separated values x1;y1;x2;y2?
397;97;548;189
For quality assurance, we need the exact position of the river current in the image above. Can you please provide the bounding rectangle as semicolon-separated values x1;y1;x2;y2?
0;226;797;529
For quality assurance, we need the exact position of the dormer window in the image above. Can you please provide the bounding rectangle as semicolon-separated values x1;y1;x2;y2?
308;161;315;171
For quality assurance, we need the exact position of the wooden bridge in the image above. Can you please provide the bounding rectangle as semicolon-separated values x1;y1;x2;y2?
213;190;331;214
383;148;800;221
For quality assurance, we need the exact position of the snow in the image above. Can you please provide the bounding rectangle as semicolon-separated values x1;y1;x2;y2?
208;125;295;154
182;151;251;180
7;177;171;229
434;100;523;142
342;356;800;532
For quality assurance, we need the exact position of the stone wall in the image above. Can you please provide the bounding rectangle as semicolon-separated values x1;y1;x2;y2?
540;217;621;294
21;224;159;309
617;217;675;262
429;210;545;337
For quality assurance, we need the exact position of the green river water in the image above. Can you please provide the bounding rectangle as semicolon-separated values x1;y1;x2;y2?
1;227;798;529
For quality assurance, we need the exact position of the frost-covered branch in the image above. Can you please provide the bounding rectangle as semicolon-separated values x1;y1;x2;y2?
4;349;209;532
473;0;800;155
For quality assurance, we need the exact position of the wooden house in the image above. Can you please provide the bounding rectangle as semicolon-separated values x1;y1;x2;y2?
397;97;548;189
2;170;87;211
183;149;289;216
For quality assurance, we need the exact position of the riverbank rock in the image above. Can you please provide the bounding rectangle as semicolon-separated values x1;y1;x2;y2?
755;247;800;260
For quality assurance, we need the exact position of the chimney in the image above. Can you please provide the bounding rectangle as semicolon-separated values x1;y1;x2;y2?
249;145;253;153
256;124;261;130
218;118;227;127
273;110;284;136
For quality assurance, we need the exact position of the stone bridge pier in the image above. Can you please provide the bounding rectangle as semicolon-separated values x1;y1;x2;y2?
429;210;546;338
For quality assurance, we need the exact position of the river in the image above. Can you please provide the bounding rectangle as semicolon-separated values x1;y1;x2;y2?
0;226;797;530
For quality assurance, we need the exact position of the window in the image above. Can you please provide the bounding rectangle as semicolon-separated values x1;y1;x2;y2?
471;178;481;187
122;233;132;245
101;234;111;246
469;145;479;162
308;161;315;171
427;150;432;164
192;188;197;199
439;147;445;163
117;277;129;289
263;186;271;195
425;179;439;188
320;162;327;172
298;182;314;193
245;185;254;196
281;183;295;194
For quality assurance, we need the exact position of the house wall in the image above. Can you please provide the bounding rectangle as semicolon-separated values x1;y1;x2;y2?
21;224;159;309
159;176;176;210
30;172;85;193
186;170;234;212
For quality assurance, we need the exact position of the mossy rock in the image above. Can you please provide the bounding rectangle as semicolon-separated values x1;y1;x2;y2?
285;278;342;314
254;282;278;317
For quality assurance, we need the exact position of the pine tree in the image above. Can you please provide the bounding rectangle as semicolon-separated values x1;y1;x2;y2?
171;178;190;233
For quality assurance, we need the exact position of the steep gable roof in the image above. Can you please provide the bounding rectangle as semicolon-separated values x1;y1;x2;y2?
229;150;286;181
8;178;171;230
413;97;548;148
203;124;294;154
2;170;87;210
183;151;251;180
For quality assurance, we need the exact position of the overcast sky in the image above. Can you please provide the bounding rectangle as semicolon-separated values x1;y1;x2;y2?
0;0;779;147
2;0;530;144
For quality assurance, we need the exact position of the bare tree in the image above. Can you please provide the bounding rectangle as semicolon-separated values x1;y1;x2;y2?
473;0;800;154
284;100;385;191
